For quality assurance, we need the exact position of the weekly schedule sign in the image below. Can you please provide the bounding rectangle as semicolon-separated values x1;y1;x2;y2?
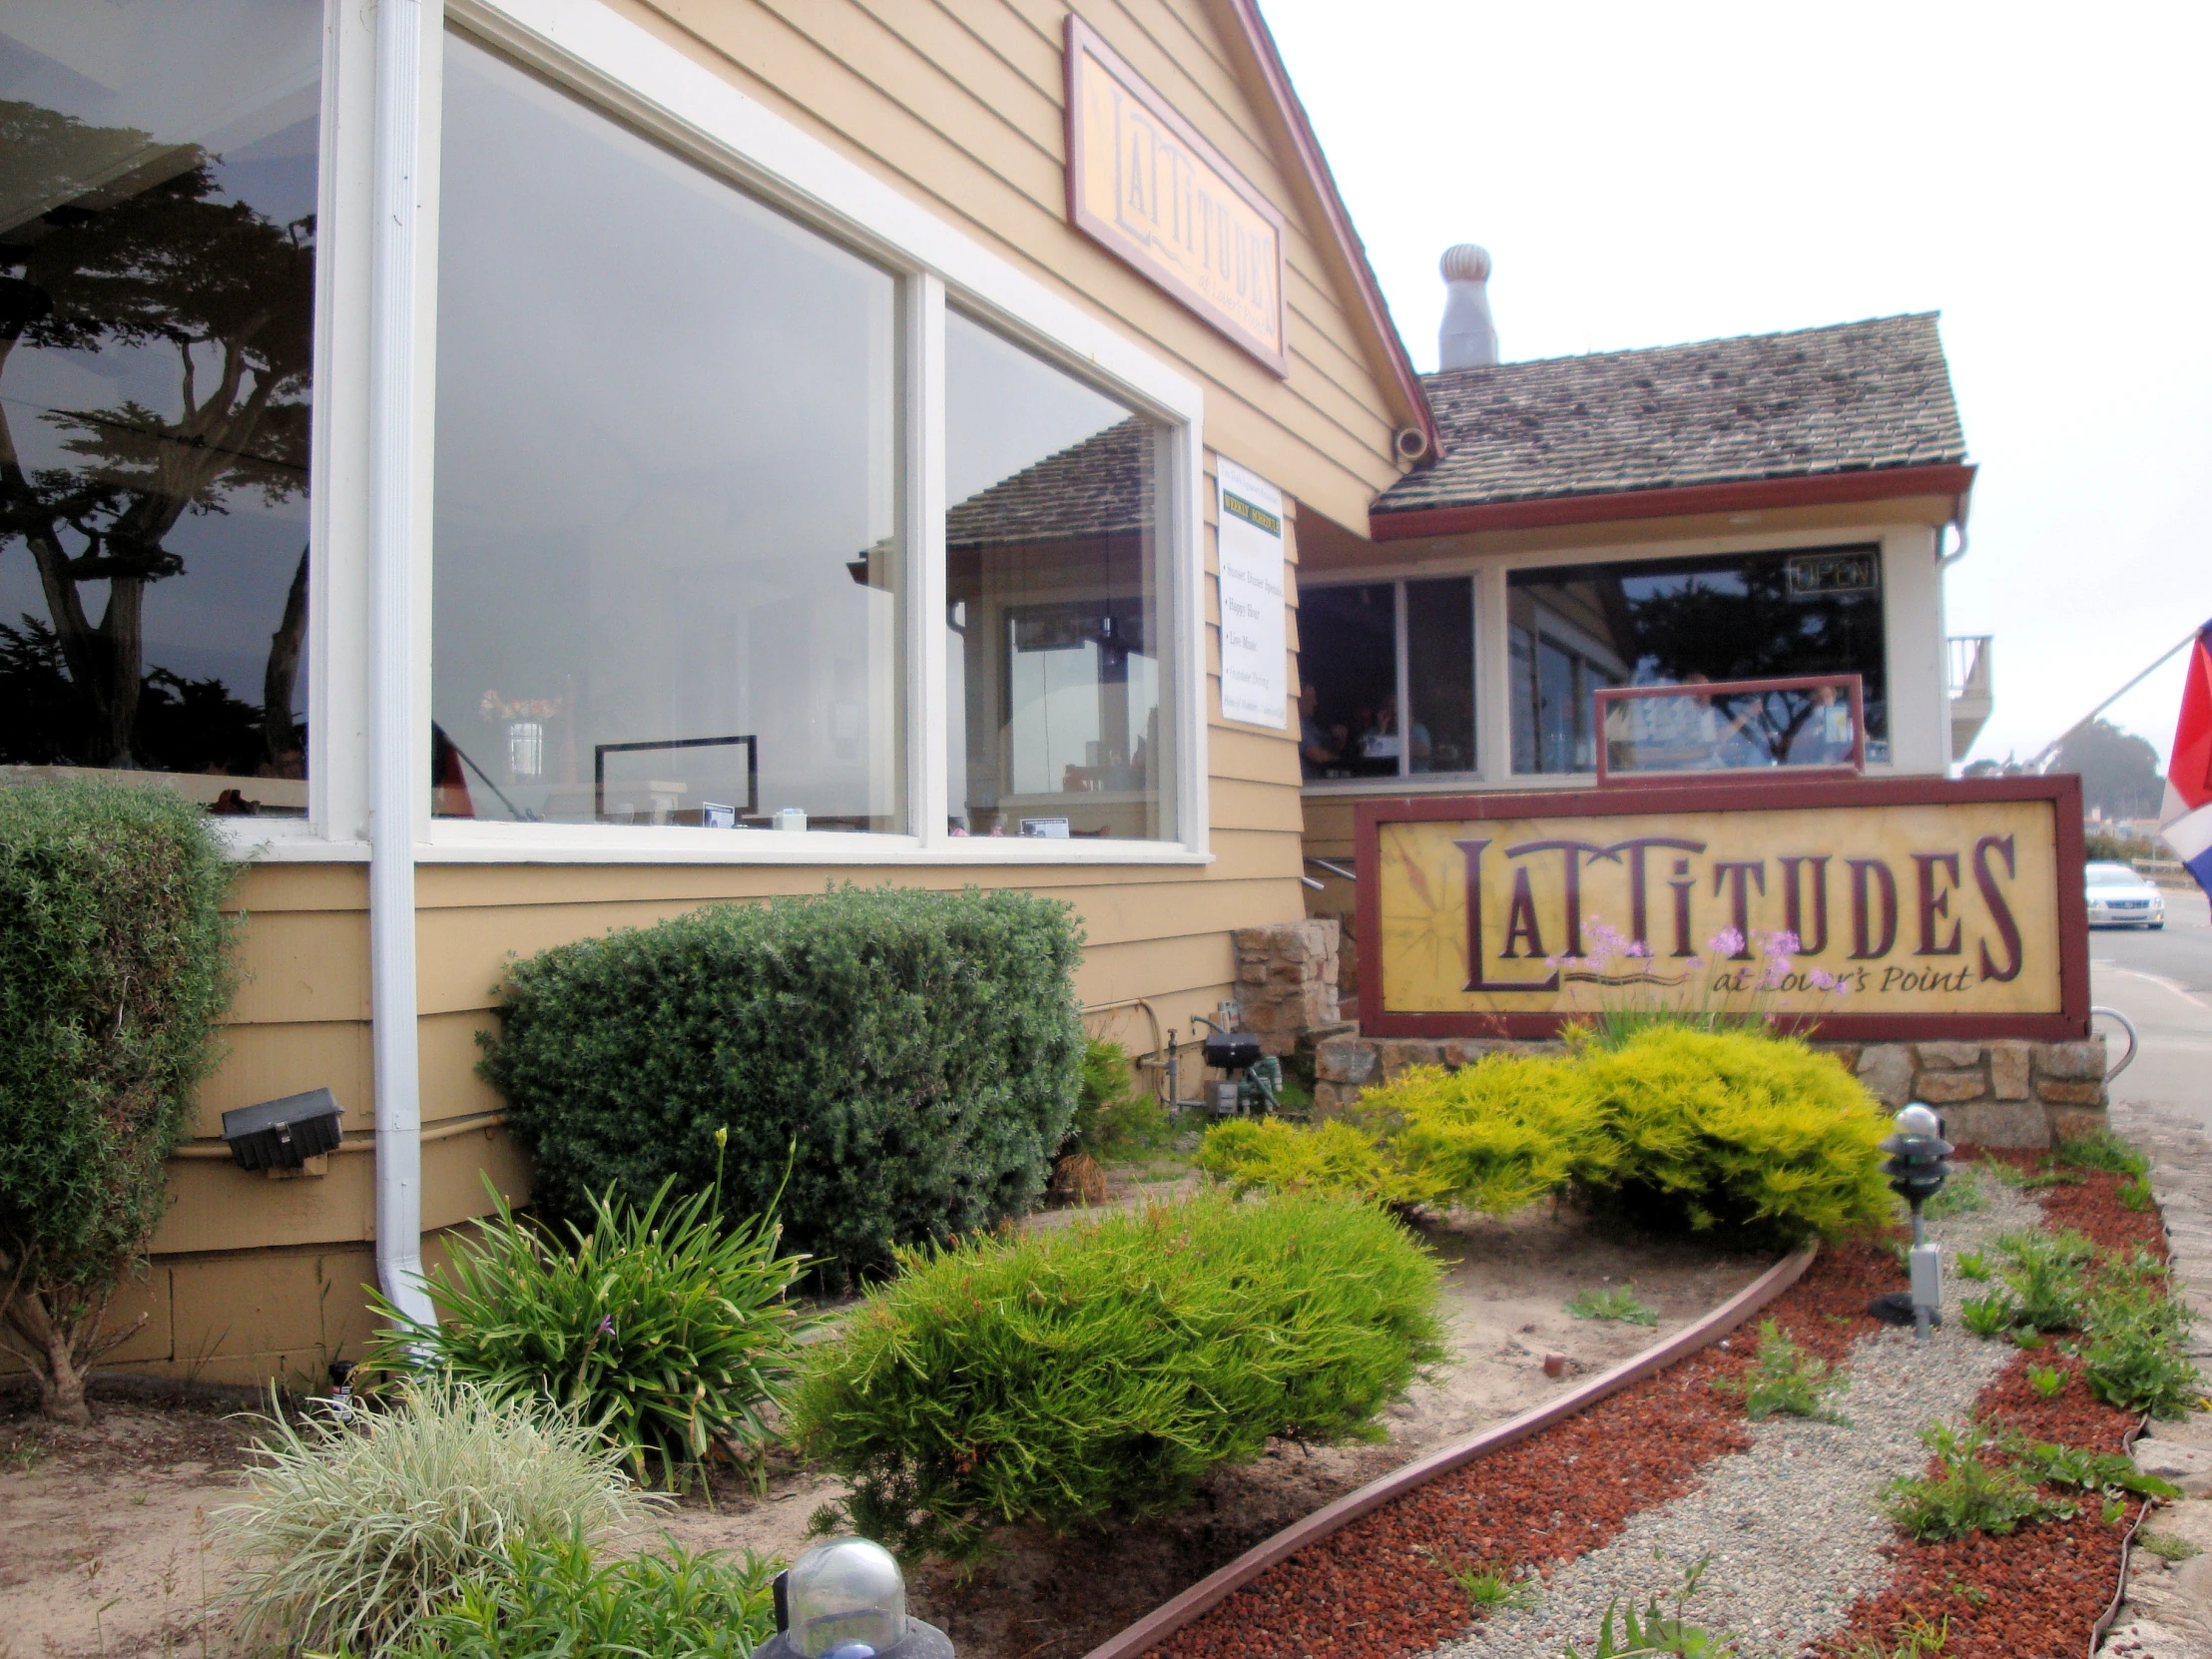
1215;459;1286;730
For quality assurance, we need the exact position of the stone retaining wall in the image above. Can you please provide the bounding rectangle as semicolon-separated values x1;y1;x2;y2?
1308;1031;2109;1146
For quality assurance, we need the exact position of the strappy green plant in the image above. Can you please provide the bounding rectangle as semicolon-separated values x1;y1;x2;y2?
365;1135;813;1483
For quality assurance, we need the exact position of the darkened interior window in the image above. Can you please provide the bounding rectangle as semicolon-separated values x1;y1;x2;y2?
1507;545;1888;775
944;310;1169;840
430;34;900;830
0;0;320;815
1298;583;1396;780
1299;577;1477;782
1405;576;1474;775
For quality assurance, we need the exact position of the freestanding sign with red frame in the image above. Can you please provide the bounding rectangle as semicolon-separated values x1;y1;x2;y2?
1356;775;2090;1043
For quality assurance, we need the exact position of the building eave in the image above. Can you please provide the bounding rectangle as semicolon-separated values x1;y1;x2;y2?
1368;462;1978;541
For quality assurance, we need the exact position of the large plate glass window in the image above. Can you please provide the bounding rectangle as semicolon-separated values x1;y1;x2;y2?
1507;545;1887;775
944;310;1171;840
431;34;902;831
0;0;321;815
1300;578;1475;781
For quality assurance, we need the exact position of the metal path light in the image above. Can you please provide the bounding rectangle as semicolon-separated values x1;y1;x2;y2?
1871;1104;1952;1342
755;1538;953;1659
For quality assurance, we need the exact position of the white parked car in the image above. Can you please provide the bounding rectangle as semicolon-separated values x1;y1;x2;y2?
2084;861;2166;929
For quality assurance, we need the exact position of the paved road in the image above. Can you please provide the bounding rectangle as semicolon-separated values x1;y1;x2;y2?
2090;881;2212;1131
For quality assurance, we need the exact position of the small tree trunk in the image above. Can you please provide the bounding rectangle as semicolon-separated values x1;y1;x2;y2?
38;1321;92;1426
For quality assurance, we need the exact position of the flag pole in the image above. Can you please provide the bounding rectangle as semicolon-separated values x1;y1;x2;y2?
2027;627;2206;772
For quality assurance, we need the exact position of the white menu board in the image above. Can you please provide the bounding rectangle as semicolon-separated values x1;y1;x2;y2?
1215;458;1287;729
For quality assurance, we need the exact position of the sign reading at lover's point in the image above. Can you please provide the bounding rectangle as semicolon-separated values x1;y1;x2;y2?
1357;776;2089;1041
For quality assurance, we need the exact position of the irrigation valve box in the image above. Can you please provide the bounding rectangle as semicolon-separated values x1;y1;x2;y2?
1910;1241;1942;1309
221;1087;342;1172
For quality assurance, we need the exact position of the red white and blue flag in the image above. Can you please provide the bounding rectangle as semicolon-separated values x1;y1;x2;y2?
2161;618;2212;900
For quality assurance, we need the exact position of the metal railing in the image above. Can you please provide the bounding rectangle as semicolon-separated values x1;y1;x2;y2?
1948;635;1993;700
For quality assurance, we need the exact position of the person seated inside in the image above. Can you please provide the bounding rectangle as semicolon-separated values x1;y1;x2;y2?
1784;683;1857;766
1298;683;1343;780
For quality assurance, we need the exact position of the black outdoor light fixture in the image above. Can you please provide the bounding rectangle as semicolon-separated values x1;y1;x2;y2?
1871;1103;1951;1341
221;1087;343;1171
756;1538;952;1659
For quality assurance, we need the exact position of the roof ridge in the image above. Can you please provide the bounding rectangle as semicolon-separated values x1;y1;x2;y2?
1420;311;1943;382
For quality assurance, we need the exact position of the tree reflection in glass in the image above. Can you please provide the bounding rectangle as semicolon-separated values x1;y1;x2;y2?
0;2;319;811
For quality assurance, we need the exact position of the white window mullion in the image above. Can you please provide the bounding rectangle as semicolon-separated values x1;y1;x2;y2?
906;274;948;846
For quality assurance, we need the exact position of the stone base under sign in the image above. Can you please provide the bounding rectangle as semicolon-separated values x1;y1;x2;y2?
1306;1031;2108;1146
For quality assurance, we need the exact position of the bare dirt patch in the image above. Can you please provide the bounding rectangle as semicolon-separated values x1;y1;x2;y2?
0;1387;258;1659
0;1206;1764;1659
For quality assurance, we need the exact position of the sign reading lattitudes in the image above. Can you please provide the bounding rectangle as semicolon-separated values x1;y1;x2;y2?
1358;777;2089;1040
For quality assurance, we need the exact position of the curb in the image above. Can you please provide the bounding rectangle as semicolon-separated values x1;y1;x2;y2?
1079;1243;1819;1659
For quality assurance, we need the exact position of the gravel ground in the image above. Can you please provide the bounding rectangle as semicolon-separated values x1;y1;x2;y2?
1435;1172;2041;1659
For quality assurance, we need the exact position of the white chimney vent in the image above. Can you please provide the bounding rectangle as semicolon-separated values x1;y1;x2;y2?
1438;243;1498;370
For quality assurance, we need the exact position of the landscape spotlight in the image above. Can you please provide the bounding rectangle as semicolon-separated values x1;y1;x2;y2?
1871;1103;1951;1341
754;1537;953;1659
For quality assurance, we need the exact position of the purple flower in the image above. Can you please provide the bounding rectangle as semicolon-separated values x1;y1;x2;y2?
1766;930;1801;958
597;1316;615;1339
1707;927;1745;958
1626;940;1652;959
1809;968;1839;991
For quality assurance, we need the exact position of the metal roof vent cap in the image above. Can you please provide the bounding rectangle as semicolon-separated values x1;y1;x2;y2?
1438;243;1498;370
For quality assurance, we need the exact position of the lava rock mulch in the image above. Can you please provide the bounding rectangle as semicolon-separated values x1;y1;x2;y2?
1154;1161;2166;1659
1155;1239;1898;1659
1810;1161;2164;1659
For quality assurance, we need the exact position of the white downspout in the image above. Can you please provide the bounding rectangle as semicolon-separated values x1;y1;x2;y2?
366;0;437;1330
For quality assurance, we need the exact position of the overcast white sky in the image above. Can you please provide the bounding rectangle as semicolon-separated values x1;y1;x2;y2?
1261;0;2211;772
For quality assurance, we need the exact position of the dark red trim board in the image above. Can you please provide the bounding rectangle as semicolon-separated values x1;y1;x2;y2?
1354;775;2090;1042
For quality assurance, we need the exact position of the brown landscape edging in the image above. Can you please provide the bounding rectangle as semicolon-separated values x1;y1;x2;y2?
1079;1243;1818;1659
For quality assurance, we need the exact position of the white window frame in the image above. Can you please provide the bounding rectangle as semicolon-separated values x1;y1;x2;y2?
1300;525;1929;797
223;0;1209;865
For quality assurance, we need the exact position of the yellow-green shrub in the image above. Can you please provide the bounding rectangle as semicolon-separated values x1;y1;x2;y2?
1381;1058;1613;1215
1198;1116;1443;1209
1200;1028;1889;1249
1576;1025;1891;1245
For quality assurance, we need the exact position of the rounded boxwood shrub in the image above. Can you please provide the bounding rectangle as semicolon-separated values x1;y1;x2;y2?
0;779;238;1422
791;1190;1445;1561
480;884;1084;1282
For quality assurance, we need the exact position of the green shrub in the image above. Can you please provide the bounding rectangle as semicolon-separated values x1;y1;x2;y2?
791;1191;1445;1561
1959;1294;2015;1338
1923;1166;1985;1219
480;885;1084;1281
382;1532;777;1659
1714;1319;1848;1422
1576;1026;1892;1246
1199;1116;1442;1208
363;1159;812;1483
1065;1038;1169;1159
0;780;239;1423
218;1376;648;1655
